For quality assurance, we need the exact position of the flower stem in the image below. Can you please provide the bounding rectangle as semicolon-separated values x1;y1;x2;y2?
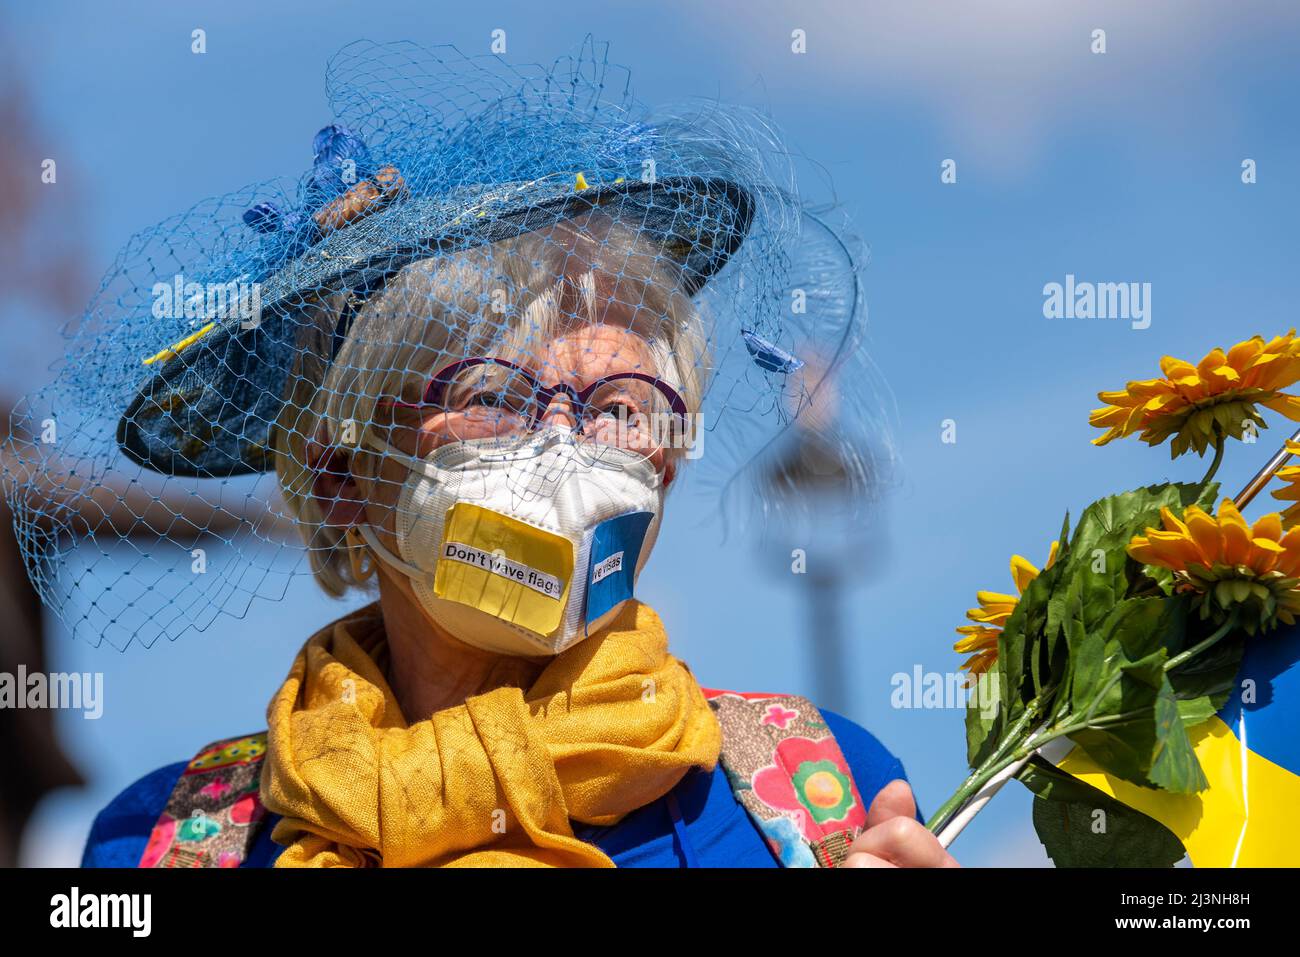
926;724;1049;838
1200;427;1226;486
1164;611;1239;672
925;695;1047;836
926;613;1242;845
930;608;1242;847
928;704;1151;842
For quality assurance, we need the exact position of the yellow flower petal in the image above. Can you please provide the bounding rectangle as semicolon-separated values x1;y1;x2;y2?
1251;512;1283;542
1091;333;1300;454
1185;509;1225;564
1009;555;1040;594
1261;394;1300;422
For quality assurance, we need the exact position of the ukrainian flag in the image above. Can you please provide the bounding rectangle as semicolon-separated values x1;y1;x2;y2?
1054;621;1300;866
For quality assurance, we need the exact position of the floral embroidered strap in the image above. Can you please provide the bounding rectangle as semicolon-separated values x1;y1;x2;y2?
141;691;864;868
702;689;868;868
138;732;269;868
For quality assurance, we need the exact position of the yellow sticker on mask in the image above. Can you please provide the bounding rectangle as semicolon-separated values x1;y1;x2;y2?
433;503;573;637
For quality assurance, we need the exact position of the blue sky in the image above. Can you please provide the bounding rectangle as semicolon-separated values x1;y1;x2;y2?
8;0;1300;866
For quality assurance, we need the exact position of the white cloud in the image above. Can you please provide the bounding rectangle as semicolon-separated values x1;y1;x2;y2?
708;0;1300;169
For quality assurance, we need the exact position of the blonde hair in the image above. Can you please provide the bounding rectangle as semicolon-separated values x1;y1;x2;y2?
272;212;711;596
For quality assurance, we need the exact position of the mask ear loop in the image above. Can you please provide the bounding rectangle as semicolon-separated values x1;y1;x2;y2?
350;423;437;582
344;525;378;582
357;522;429;580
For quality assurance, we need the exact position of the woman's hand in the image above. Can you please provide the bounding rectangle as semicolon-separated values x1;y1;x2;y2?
841;779;959;868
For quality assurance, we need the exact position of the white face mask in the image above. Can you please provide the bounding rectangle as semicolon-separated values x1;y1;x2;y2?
356;426;665;657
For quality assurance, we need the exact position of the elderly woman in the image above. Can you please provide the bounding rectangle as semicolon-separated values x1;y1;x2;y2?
17;40;955;869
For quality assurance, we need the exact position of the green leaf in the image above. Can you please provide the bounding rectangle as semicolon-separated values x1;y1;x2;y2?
1148;678;1209;793
1053;573;1097;718
1072;679;1208;793
997;591;1031;721
998;548;1074;723
959;485;1222;782
1067;596;1208;793
1042;520;1073;684
963;518;1070;768
1066;482;1217;625
1175;695;1217;726
1019;757;1186;867
1067;597;1171;714
1164;620;1247;713
964;668;1003;767
1192;480;1223;511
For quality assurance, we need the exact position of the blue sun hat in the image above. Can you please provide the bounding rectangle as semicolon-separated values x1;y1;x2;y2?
3;38;875;648
118;148;752;477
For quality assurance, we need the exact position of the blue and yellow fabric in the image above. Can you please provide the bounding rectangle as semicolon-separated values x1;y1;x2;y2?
1057;621;1300;866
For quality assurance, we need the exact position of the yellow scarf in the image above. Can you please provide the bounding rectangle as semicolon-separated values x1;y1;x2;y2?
260;598;721;867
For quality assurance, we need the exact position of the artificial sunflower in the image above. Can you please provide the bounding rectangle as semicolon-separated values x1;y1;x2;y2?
1127;498;1300;634
1270;438;1300;529
1089;332;1300;458
954;542;1060;679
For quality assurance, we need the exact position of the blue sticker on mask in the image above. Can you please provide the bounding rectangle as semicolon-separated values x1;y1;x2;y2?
583;511;654;633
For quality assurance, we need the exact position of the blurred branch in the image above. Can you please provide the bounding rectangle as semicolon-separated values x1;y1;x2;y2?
1;432;297;544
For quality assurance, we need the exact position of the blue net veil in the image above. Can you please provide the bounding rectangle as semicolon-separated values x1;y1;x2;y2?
2;37;890;650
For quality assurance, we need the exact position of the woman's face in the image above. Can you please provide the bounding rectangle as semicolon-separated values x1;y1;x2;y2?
349;322;678;547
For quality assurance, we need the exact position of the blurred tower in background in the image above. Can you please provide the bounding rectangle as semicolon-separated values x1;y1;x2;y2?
759;353;890;715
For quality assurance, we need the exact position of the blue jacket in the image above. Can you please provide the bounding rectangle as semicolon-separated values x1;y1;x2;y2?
82;708;912;868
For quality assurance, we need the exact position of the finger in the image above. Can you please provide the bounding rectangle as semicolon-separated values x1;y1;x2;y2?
850;816;958;869
840;851;897;868
865;779;917;830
